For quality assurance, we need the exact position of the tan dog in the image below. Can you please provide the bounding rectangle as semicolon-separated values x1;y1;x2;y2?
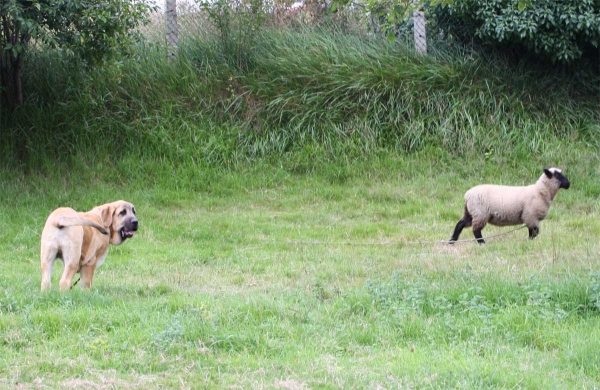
40;200;138;291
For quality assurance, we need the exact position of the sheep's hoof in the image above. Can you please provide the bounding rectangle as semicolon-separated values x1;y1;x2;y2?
528;227;540;239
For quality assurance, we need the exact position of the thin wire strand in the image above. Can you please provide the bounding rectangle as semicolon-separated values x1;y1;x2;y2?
271;225;528;247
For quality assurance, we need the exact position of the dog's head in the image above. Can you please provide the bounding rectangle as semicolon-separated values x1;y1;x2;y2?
97;200;138;245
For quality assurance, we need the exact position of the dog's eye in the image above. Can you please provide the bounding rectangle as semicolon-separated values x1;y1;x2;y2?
119;209;127;216
132;208;136;215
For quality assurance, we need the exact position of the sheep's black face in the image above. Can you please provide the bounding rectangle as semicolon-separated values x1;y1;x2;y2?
555;171;570;189
543;168;570;190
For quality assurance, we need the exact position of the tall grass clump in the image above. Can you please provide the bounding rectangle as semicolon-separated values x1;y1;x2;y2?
226;27;600;157
1;24;599;175
198;0;266;71
0;44;233;173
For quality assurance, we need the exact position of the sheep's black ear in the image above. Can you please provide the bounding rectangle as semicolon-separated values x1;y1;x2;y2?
543;168;553;178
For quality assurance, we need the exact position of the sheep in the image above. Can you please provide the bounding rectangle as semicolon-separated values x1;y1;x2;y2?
449;167;570;244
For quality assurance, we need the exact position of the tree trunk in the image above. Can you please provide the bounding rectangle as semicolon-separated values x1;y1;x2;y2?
0;49;14;108
12;50;23;105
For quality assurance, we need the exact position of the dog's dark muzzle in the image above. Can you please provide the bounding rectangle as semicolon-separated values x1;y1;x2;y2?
120;218;138;240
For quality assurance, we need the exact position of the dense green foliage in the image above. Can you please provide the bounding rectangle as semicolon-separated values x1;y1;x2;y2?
0;0;154;106
434;0;600;64
1;28;598;174
199;0;266;70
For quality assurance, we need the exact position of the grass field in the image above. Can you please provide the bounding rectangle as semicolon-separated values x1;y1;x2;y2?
1;25;600;389
2;152;600;388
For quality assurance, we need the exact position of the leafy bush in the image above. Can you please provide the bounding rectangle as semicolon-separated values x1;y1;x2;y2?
0;0;155;106
434;0;600;64
198;0;266;70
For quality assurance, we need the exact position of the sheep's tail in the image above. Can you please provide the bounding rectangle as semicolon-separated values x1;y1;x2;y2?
56;217;108;235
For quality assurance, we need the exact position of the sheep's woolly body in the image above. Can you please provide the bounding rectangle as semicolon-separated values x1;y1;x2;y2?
450;167;570;244
466;178;557;229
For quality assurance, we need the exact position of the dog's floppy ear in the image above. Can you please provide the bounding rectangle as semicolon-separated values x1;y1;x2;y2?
100;204;114;228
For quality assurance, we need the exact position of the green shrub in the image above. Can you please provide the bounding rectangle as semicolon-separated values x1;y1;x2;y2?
434;0;600;64
198;0;266;70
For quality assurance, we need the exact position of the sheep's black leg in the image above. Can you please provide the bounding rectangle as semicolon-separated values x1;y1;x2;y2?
449;218;468;244
528;226;539;239
473;229;485;245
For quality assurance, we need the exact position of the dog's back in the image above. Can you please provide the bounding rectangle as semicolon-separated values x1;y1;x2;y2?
43;207;108;236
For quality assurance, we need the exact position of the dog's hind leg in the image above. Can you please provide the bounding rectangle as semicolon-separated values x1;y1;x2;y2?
59;263;79;291
58;242;82;291
40;244;58;291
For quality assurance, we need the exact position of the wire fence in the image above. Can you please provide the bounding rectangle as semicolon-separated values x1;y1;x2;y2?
138;0;464;57
166;0;179;59
413;0;427;54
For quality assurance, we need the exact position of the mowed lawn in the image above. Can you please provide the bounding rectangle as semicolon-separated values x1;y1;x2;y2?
1;158;600;389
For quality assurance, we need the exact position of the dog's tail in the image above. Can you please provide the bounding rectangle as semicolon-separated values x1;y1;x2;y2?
56;217;108;235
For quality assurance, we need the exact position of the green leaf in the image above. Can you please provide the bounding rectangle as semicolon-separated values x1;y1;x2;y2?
517;0;530;12
387;30;396;43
